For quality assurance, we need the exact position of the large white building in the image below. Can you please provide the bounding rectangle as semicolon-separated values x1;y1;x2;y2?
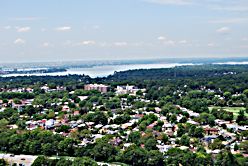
116;85;145;95
84;84;109;93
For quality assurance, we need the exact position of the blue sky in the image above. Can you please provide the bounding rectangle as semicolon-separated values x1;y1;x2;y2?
0;0;248;62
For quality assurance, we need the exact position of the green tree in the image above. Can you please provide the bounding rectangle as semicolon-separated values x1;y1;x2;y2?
179;116;187;123
28;140;42;154
170;114;177;123
31;156;47;166
47;110;55;119
128;131;141;145
122;145;148;166
0;159;7;166
55;125;70;133
240;140;248;153
147;150;164;166
234;143;239;151
199;113;216;126
0;119;9;129
215;150;239;166
144;138;158;151
194;127;204;138
41;143;54;156
92;139;117;162
197;146;206;153
160;133;169;144
13;98;21;104
236;110;248;125
85;111;108;125
243;89;248;97
139;121;147;131
209;138;224;150
113;114;131;124
224;92;232;100
180;135;190;146
72;157;98;166
58;138;76;156
56;158;72;166
177;124;185;137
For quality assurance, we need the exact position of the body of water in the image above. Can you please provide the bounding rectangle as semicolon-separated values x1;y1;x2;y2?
1;63;197;78
2;61;248;78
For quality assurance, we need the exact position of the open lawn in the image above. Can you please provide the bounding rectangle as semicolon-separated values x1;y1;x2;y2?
209;106;248;119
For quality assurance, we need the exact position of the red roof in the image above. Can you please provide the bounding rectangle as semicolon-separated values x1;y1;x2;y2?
74;111;80;115
204;128;219;131
135;114;144;118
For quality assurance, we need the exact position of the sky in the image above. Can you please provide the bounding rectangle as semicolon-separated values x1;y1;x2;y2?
0;0;248;63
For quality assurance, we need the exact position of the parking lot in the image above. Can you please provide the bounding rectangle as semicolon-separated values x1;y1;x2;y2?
0;154;37;166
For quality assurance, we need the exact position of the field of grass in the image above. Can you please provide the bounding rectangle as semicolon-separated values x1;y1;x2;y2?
209;106;248;119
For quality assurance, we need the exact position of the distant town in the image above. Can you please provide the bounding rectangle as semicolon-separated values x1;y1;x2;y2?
0;64;247;165
2;0;248;165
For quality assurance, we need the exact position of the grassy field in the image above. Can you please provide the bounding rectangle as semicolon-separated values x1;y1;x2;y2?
209;106;248;119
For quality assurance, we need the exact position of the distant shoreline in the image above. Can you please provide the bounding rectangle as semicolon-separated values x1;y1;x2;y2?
1;61;248;78
1;57;248;68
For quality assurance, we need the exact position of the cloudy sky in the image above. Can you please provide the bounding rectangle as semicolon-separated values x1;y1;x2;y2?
0;0;248;62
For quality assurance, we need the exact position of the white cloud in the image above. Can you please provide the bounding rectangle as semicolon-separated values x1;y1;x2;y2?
207;43;217;47
92;25;100;30
42;42;53;47
163;40;175;46
211;6;248;12
157;36;175;46
56;26;71;31
63;40;73;46
63;40;96;47
144;0;192;5
99;41;148;47
157;36;166;41
144;0;248;13
4;26;11;30
178;40;188;44
41;28;47;32
16;26;31;32
132;42;146;47
204;0;248;12
10;17;44;21
99;42;110;47
114;42;128;47
77;40;96;46
209;18;248;24
239;45;248;48
216;27;231;34
242;37;248;41
14;38;26;45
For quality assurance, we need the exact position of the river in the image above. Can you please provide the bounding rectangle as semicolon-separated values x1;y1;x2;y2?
1;63;197;78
